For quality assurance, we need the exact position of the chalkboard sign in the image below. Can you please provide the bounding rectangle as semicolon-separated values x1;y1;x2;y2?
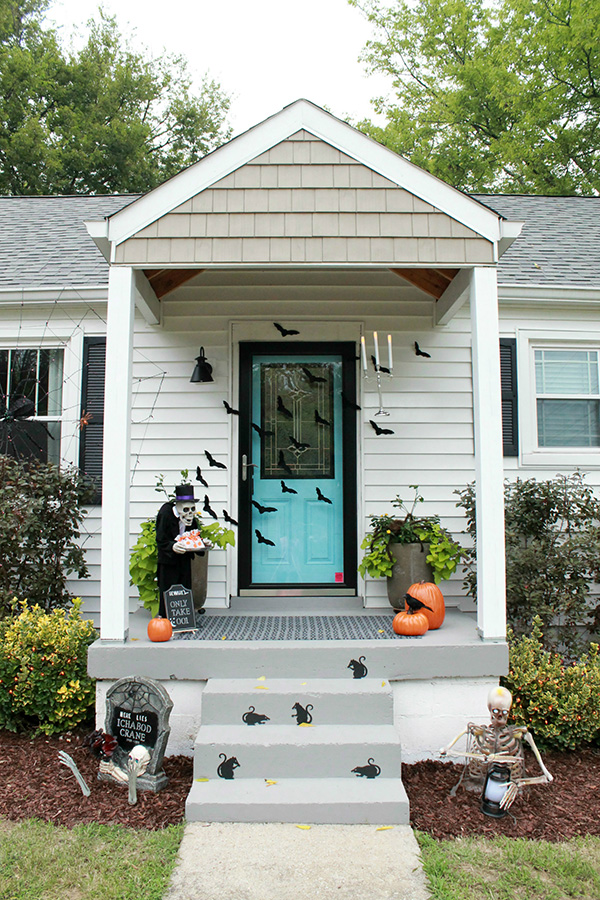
112;707;159;751
164;584;197;632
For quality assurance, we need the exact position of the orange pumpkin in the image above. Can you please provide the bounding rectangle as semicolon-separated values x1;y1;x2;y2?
393;610;429;636
405;581;445;630
147;616;173;642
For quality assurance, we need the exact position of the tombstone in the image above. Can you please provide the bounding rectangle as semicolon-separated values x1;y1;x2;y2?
102;676;173;792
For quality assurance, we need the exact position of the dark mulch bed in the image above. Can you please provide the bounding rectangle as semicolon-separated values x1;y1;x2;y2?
0;728;597;840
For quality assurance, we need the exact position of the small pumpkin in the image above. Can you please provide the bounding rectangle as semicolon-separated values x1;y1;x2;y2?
393;610;429;636
147;616;173;642
406;581;445;630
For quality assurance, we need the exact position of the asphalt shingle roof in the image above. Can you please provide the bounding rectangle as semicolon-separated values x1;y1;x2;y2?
473;194;600;288
0;192;599;291
0;195;136;289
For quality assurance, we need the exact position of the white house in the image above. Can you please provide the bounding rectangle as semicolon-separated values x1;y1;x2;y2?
2;100;599;823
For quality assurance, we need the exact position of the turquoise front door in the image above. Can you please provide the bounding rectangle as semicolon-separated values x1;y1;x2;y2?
238;343;357;594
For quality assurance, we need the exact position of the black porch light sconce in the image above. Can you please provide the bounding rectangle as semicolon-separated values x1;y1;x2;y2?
481;762;511;818
190;347;213;384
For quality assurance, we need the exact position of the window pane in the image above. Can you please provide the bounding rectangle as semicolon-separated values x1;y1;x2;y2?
537;399;600;447
0;419;60;462
43;349;63;416
10;349;39;405
535;349;599;395
0;350;7;407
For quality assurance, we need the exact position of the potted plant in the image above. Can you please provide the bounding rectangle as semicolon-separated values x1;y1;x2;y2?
358;486;464;610
129;470;235;617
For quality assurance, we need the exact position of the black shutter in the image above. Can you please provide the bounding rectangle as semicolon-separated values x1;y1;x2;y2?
500;338;518;457
79;337;106;503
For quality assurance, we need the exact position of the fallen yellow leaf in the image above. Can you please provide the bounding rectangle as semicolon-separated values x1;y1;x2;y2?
382;681;386;687
221;636;227;640
295;825;311;830
265;779;278;786
254;685;269;690
378;630;384;634
376;826;394;831
195;777;209;782
298;722;314;727
301;682;307;685
257;675;266;681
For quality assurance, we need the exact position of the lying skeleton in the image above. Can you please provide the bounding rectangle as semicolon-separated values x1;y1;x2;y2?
440;686;553;810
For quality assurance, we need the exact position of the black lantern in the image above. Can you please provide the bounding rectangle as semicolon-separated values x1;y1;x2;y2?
190;347;213;383
481;762;511;818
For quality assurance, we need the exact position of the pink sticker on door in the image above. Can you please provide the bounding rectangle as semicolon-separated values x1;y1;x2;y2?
335;572;343;583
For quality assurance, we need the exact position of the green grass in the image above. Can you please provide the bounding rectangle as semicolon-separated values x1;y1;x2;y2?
0;818;184;900
417;832;600;900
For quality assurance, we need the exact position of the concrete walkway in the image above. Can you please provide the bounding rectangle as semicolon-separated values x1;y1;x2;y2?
163;822;431;900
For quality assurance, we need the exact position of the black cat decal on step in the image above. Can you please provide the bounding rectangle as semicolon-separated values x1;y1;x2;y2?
217;753;240;779
292;702;313;725
347;656;368;679
242;706;270;726
351;758;381;779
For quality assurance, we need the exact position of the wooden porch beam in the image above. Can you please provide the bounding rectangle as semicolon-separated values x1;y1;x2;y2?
434;267;473;326
143;268;203;299
390;267;459;300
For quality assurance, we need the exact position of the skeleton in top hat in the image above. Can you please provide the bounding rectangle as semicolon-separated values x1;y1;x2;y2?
156;484;210;617
440;686;552;810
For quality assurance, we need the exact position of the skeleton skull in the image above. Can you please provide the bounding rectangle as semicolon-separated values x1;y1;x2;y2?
176;500;196;527
487;686;512;727
128;745;151;775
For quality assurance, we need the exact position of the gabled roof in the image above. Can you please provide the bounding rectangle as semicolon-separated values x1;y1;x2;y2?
0;195;136;290
474;194;600;288
99;99;511;249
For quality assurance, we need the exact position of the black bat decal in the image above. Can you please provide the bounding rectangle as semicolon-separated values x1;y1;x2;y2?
255;529;275;546
314;409;331;426
316;487;332;504
195;466;208;488
369;419;395;436
252;422;274;438
341;392;361;411
414;341;431;358
278;449;293;475
281;480;298;494
252;500;278;514
289;434;310;451
205;450;227;469
273;322;300;337
223;400;239;415
301;366;327;384
203;495;218;519
277;395;294;419
371;355;391;374
223;509;238;526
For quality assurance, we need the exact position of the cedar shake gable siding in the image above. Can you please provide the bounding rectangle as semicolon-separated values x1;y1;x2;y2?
114;133;494;267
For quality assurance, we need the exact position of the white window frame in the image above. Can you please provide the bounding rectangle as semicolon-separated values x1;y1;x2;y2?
517;328;600;468
0;332;83;469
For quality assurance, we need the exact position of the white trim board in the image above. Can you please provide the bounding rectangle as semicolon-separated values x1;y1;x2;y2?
101;100;510;248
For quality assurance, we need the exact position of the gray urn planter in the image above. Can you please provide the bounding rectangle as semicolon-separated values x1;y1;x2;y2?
386;542;434;610
191;550;209;612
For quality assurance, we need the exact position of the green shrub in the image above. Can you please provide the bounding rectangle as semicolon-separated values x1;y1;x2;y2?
0;598;97;735
502;617;600;750
0;456;94;617
456;473;600;654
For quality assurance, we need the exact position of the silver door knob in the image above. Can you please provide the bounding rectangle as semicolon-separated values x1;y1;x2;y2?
241;454;258;481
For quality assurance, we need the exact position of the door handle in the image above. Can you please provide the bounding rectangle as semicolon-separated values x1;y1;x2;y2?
241;454;258;481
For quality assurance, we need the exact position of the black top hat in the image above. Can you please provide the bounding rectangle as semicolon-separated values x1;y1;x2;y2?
174;484;197;502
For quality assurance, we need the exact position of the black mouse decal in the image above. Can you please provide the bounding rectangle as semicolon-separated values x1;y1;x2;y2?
217;753;240;779
347;656;368;679
242;706;270;726
292;702;313;725
351;758;381;779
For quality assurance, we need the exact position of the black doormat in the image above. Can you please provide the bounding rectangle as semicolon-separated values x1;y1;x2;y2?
173;614;419;641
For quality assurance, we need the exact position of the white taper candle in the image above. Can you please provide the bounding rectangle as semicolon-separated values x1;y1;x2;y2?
360;335;368;372
373;331;380;368
387;334;393;373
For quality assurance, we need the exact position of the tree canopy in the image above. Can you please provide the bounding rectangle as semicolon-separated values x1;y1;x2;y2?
0;0;231;194
351;0;600;194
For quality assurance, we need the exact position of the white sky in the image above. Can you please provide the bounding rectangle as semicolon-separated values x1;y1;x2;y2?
47;0;390;136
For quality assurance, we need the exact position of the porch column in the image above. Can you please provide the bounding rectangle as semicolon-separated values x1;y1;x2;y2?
470;266;506;641
99;266;135;640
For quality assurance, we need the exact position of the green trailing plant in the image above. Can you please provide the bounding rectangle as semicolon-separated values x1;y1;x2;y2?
456;473;600;654
129;470;235;616
358;486;464;584
0;455;94;617
0;598;97;735
502;617;600;751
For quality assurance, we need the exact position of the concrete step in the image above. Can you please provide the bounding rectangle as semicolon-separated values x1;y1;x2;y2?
193;724;402;780
185;776;410;824
201;677;394;726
